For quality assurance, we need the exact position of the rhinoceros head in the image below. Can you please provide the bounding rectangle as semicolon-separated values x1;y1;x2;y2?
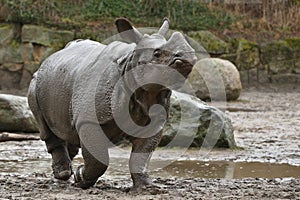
115;18;197;92
112;18;197;128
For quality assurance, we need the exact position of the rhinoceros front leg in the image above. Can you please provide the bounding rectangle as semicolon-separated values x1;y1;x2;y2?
129;131;162;188
74;142;109;189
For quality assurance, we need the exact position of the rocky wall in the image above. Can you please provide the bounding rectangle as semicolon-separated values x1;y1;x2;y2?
0;23;74;92
0;23;299;93
189;31;300;84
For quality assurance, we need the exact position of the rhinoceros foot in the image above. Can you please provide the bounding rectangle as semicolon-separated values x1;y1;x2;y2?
51;147;73;181
74;165;98;189
131;173;152;189
53;168;72;181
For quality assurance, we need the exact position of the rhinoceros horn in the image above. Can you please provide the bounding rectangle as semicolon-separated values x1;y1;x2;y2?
158;17;169;36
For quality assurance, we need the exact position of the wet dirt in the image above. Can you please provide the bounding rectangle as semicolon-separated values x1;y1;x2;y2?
0;84;300;199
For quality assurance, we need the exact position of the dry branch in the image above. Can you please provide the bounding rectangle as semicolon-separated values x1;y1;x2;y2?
0;132;39;142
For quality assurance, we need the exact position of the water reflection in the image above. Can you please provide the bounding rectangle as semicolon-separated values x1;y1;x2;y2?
150;160;300;179
0;141;299;179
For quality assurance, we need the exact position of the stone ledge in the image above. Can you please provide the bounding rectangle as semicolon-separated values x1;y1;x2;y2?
22;25;74;48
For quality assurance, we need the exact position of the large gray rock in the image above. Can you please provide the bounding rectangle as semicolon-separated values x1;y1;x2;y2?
181;58;242;101
0;94;38;132
160;91;237;148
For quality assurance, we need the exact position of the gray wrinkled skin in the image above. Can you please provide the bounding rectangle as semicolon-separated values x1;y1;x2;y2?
28;18;196;189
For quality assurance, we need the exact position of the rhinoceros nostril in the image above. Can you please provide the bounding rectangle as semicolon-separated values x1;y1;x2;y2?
174;52;184;58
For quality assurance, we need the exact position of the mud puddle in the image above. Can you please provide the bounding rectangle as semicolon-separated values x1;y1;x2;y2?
0;140;299;180
1;157;300;179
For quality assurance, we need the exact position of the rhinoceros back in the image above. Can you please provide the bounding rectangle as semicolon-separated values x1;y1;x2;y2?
34;39;135;144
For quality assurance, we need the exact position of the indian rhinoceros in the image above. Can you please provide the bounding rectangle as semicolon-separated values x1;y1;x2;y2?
28;18;197;189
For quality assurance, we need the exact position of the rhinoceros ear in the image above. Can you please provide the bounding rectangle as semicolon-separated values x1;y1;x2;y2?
115;17;143;44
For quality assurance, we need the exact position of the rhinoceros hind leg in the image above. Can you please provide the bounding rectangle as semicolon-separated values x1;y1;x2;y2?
74;144;109;189
46;135;73;180
28;77;73;180
51;146;73;180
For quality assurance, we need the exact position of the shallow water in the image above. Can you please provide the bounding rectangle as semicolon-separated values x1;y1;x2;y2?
152;160;300;179
0;157;300;179
0;140;299;179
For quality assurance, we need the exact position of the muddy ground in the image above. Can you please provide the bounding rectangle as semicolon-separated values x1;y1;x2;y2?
0;84;300;199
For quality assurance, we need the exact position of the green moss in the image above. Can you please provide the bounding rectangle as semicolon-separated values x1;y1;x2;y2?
0;24;13;45
188;31;229;55
238;39;258;49
285;38;300;51
235;39;260;70
9;39;19;48
260;40;293;64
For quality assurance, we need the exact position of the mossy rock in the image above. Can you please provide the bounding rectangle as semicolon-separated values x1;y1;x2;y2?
0;70;22;91
285;38;300;73
22;42;34;62
260;40;297;74
260;40;293;64
22;25;74;49
0;42;23;63
271;74;300;84
0;24;14;46
0;63;23;72
188;31;229;55
0;41;34;65
23;61;40;74
227;38;240;53
160;91;237;149
294;59;300;74
220;53;237;65
236;39;260;70
0;48;4;64
268;60;296;74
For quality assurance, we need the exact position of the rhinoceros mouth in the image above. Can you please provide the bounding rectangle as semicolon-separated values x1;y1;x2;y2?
169;58;194;77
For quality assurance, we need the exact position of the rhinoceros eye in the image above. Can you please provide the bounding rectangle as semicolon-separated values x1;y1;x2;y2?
153;49;161;58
